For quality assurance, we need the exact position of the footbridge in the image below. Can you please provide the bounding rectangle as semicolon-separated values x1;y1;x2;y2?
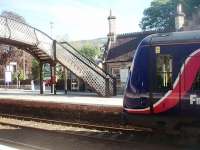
0;16;116;97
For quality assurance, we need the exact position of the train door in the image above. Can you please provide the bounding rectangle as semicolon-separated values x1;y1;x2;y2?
181;55;200;116
152;54;174;112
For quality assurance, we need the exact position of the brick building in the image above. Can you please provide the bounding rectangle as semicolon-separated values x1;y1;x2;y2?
0;45;33;83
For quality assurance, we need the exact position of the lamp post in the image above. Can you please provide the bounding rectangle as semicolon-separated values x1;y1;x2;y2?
50;21;54;38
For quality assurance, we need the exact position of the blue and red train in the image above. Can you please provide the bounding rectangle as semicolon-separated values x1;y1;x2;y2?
123;30;200;126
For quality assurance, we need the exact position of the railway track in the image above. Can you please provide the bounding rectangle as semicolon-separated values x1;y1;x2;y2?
0;116;183;150
0;113;196;148
0;113;152;134
0;113;158;146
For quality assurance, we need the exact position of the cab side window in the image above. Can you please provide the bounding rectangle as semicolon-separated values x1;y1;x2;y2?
156;55;173;91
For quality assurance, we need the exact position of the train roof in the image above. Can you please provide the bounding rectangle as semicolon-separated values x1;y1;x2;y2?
142;30;200;45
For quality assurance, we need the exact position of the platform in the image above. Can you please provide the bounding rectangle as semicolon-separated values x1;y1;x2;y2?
0;89;123;124
0;89;122;107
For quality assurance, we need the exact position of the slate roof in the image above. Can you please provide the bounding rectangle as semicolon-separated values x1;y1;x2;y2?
105;31;158;62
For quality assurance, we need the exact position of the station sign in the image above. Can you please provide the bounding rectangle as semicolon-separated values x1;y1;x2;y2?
190;95;200;105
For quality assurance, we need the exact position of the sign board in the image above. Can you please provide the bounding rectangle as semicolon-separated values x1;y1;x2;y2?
5;71;12;83
120;69;129;83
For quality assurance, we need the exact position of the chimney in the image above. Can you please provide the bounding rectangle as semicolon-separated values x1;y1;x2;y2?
175;3;185;31
107;9;116;42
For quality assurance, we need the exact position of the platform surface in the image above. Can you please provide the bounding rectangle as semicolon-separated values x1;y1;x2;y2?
0;89;123;107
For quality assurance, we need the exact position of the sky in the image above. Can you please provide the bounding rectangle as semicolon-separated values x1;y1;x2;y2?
0;0;152;41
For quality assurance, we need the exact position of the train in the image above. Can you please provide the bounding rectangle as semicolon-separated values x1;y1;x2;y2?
123;30;200;128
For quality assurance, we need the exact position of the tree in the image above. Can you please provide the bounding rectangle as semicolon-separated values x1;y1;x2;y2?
183;0;200;18
0;11;26;68
0;11;33;80
140;0;200;31
18;69;24;81
31;59;40;80
0;46;14;65
1;11;26;23
78;44;100;62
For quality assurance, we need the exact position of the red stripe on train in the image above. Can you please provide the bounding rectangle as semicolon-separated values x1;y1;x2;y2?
125;107;150;114
153;49;200;113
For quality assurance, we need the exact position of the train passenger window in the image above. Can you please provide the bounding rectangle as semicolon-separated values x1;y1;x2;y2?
156;55;172;91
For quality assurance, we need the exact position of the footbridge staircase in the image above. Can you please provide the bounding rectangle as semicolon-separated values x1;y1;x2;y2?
0;16;116;97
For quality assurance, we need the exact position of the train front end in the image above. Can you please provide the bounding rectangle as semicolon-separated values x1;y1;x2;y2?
123;36;152;116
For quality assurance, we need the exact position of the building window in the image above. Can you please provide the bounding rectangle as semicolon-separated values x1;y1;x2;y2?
112;68;120;78
13;65;16;72
156;55;172;91
71;79;79;91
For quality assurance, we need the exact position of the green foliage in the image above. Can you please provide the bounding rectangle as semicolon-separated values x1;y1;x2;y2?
140;0;200;31
183;0;200;18
31;59;39;80
140;0;177;31
1;11;26;23
78;44;100;61
12;72;17;81
18;70;24;81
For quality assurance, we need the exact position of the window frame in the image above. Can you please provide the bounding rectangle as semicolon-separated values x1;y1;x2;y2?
111;67;120;79
155;54;173;92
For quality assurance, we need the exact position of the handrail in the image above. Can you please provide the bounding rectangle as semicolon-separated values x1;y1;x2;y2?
59;41;114;79
5;18;11;39
57;42;110;79
60;41;104;71
0;15;54;41
60;41;97;64
33;29;40;46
